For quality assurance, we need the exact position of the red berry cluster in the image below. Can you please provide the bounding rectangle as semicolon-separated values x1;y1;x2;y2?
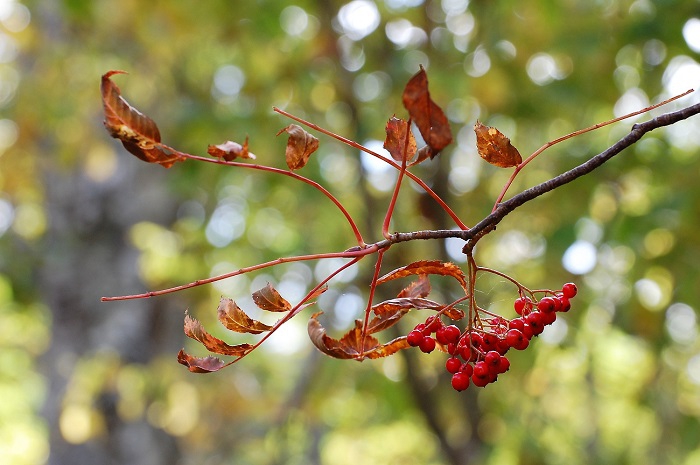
406;282;577;391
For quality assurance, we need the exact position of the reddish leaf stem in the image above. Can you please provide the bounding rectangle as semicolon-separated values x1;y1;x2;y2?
382;119;411;239
492;89;694;211
214;255;365;370
179;152;366;246
273;107;469;231
101;245;381;301
361;248;387;355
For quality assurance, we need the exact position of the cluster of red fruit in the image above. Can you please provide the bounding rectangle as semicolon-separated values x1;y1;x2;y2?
406;282;578;391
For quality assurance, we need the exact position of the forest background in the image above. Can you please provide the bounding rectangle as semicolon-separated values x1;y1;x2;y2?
1;0;700;464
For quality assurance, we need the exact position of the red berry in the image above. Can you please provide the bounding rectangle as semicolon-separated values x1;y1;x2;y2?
558;296;571;312
425;316;443;334
526;312;545;335
507;328;530;350
509;318;525;332
444;325;461;343
496;356;510;374
461;363;474;377
537;296;557;313
506;328;524;347
473;360;490;378
467;332;483;347
451;372;470;391
540;309;557;325
513;296;529;315
447;342;458;355
471;372;490;387
436;325;461;345
460;345;478;362
481;333;499;350
407;330;423;347
419;336;436;353
446;357;462;374
485;350;501;368
496;338;511;355
435;327;449;345
562;282;578;299
521;323;534;340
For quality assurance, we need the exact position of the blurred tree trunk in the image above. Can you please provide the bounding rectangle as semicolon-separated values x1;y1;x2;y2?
39;155;183;465
31;5;185;459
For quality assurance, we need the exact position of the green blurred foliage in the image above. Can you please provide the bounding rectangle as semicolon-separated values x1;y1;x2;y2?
1;0;700;464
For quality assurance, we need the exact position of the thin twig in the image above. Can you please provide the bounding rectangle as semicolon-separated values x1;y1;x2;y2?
274;107;469;230
492;89;694;210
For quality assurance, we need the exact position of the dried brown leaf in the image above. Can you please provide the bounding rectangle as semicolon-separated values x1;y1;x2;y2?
308;312;382;360
101;71;185;168
372;297;443;316
383;116;417;163
397;275;431;298
252;283;292;312
474;121;522;168
207;137;256;161
217;297;272;334
307;285;328;301
183;313;253;356
402;66;453;157
362;337;411;359
366;306;410;334
177;349;227;373
377;260;467;291
277;124;319;170
408;145;434;167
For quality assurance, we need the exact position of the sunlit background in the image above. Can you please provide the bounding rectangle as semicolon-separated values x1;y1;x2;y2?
1;0;700;464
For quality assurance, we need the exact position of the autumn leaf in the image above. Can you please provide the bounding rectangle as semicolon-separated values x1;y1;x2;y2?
383;116;417;163
474;121;522;168
207;137;256;161
252;283;292;312
306;285;328;301
308;312;366;359
101;71;186;168
277;124;319;170
369;296;463;331
402;66;453;157
308;312;410;360
183;313;253;357
371;297;443;316
217;297;272;334
366;308;409;334
397;275;431;298
409;146;434;167
177;349;227;373
362;337;410;359
377;260;467;291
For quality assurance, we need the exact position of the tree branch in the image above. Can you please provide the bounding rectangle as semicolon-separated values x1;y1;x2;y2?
365;101;700;251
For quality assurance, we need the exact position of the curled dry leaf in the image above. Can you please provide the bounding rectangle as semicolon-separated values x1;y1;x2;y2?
377;260;467;291
101;71;186;168
397;274;431;299
207;137;256;161
402;66;453;158
277;124;319;170
217;297;272;334
372;297;443;316
177;349;226;373
252;283;292;312
308;312;365;359
384;116;417;163
308;312;410;360
362;337;410;359
474;121;522;168
183;313;253;357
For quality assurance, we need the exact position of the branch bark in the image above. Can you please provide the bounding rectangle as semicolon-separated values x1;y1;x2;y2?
375;101;700;251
